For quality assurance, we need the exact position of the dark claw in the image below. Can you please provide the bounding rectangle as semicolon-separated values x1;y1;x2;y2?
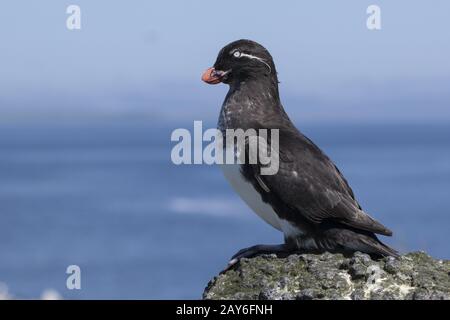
222;243;294;273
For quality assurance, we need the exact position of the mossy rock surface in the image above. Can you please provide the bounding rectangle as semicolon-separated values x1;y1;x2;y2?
203;252;450;300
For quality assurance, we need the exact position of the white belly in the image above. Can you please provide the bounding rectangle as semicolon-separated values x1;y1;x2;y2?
220;163;282;231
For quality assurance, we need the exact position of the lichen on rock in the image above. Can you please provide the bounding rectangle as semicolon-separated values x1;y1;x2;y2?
203;251;450;300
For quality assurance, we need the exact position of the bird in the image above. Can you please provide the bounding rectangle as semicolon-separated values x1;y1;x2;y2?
201;39;398;266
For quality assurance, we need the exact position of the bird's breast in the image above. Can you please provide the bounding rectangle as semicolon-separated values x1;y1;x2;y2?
220;161;282;231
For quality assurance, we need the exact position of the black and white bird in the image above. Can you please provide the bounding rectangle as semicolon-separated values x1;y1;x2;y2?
202;39;398;265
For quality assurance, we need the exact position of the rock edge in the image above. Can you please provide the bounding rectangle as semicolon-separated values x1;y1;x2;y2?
203;251;450;300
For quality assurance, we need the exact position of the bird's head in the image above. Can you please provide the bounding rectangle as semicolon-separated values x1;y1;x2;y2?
202;39;277;86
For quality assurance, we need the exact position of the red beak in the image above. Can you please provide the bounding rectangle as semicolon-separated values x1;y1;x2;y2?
201;67;228;84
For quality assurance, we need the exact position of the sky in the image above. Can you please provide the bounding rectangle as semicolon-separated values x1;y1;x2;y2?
0;0;449;124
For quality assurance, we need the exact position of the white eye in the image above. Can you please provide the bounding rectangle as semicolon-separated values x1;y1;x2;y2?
233;51;241;58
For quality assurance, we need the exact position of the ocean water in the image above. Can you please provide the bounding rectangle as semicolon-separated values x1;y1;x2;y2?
0;122;449;299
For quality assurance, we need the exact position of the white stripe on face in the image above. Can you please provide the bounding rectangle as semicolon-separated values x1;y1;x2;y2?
230;50;272;74
240;53;272;73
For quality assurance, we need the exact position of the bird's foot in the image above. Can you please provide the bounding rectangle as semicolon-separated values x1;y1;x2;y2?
223;244;294;273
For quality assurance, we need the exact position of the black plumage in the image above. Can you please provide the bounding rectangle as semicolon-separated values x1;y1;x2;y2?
202;39;398;262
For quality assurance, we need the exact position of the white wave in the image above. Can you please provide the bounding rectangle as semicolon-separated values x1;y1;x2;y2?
41;289;62;300
168;196;248;217
0;282;62;300
0;283;12;300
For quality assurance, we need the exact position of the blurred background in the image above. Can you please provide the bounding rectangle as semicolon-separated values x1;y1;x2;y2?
0;0;449;299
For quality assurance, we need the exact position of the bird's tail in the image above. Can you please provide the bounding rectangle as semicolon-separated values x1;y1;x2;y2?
357;235;399;258
324;228;399;258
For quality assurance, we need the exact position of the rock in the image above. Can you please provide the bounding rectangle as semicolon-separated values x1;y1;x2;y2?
203;251;450;300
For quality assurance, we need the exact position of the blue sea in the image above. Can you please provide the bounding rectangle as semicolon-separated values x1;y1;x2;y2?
0;122;449;299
